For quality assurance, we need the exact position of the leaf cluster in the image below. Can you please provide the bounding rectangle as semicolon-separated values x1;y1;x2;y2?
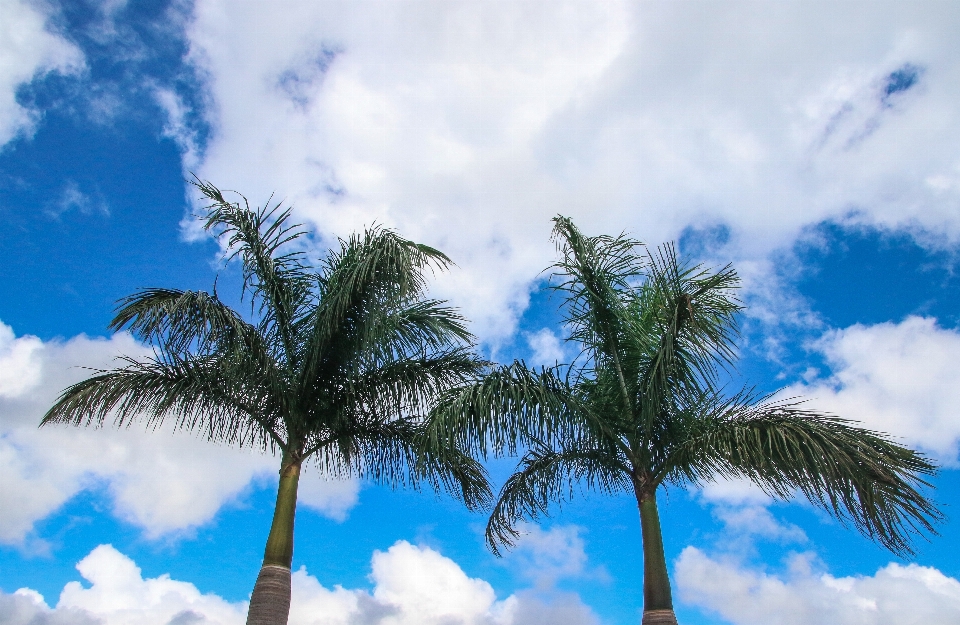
43;179;491;510
431;216;941;556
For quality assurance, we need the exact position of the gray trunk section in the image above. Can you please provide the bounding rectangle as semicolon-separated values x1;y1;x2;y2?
246;565;292;625
642;609;679;625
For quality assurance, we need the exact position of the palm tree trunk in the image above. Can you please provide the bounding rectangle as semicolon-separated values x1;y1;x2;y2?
634;483;678;625
247;454;301;625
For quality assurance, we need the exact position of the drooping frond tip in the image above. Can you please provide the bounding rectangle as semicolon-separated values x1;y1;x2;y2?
484;444;631;557
669;397;943;556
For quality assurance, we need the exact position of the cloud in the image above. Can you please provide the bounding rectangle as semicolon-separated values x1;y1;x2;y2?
505;525;590;588
697;478;807;548
5;541;599;625
0;320;43;398
699;477;773;507
60;545;243;624
364;540;509;624
154;91;195;166
498;591;599;625
676;546;960;625
46;181;110;218
784;316;960;464
524;328;567;367
182;0;632;345
176;1;960;346
710;505;807;545
0;0;84;146
0;590;100;625
0;321;357;545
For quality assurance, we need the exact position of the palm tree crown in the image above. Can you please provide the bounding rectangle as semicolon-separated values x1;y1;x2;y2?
429;216;941;625
43;180;490;625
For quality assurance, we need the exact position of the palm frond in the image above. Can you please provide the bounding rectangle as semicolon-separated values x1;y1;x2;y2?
549;217;643;402
42;353;286;452
370;299;475;356
635;244;741;429
322;225;452;318
331;348;486;418
110;288;266;357
298;298;476;396
308;418;492;510
193;178;309;284
427;362;578;458
192;178;314;363
667;398;941;555
486;444;631;556
299;227;455;385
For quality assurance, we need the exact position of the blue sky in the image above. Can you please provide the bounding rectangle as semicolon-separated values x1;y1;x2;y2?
2;1;960;624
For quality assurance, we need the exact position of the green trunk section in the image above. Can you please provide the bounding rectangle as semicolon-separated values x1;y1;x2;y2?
637;491;674;612
262;455;301;568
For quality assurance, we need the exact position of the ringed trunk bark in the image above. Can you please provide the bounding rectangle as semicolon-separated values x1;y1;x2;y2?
246;565;292;625
634;484;678;625
247;456;301;625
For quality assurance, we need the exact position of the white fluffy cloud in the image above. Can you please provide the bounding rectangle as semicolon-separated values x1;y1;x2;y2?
0;0;83;146
0;320;43;397
5;544;247;625
179;0;960;344
699;476;773;507
505;525;589;588
697;477;808;547
0;321;357;546
3;541;598;625
676;546;960;625
524;328;567;367
710;505;808;545
785;316;960;464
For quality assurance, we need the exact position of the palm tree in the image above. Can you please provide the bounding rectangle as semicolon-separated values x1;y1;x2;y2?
42;180;491;625
428;217;941;625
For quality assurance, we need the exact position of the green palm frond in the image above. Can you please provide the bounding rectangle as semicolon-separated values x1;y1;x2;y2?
427;362;578;458
320;225;451;321
635;244;741;428
298;227;456;386
667;398;941;555
307;418;492;510
486;444;632;555
193;178;310;289
110;288;267;357
42;353;285;451
550;217;643;410
368;299;475;357
337;348;485;414
193;178;314;362
402;420;493;510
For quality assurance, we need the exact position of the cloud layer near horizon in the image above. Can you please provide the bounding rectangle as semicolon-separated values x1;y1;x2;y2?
2;540;599;625
676;546;960;625
6;538;960;625
178;0;960;344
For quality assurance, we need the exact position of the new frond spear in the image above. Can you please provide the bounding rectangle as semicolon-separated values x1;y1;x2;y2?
428;216;941;625
42;180;491;625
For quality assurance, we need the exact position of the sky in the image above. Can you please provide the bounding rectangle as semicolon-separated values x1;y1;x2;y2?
2;1;960;623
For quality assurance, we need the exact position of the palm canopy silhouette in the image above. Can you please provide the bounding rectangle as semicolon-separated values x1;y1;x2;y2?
42;181;491;625
428;216;941;625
